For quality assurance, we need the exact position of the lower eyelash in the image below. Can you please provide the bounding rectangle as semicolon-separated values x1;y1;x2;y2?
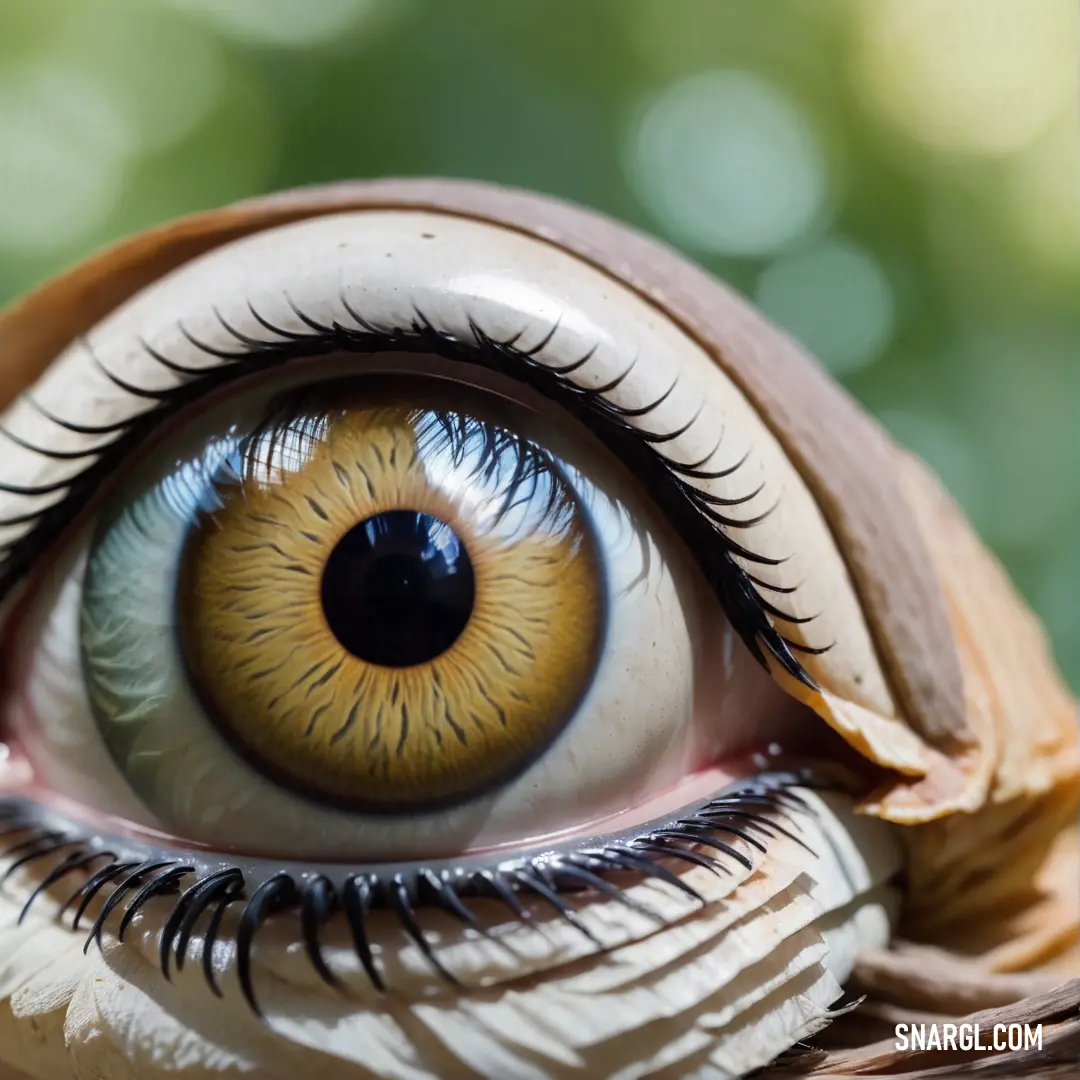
0;770;828;1018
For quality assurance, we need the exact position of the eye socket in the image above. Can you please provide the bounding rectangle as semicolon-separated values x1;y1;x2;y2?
2;186;1073;1075
0;208;903;864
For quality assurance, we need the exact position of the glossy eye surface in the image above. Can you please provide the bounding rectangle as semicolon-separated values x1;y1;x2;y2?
172;384;605;812
23;363;749;858
91;379;607;814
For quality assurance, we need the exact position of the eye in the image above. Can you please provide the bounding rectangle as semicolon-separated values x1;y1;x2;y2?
19;361;784;861
0;200;932;1075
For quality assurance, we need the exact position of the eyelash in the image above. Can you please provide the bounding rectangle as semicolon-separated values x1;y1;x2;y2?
0;299;828;683
0;769;826;1017
246;391;581;544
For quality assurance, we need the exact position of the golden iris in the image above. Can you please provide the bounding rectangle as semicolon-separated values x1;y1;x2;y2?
178;383;605;810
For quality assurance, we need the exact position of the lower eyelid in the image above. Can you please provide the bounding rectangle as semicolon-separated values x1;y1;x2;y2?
18;758;835;878
0;768;900;1040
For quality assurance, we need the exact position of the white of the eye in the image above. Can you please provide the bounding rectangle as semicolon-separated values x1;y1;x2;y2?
10;368;790;859
0;210;896;726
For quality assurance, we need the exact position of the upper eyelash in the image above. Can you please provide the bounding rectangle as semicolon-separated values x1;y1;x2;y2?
0;299;828;684
246;392;579;540
0;770;828;1017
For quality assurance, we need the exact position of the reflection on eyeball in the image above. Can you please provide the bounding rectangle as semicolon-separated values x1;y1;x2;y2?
0;179;1075;1080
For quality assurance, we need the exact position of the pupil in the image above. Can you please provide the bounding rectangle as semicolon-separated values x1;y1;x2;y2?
320;509;475;666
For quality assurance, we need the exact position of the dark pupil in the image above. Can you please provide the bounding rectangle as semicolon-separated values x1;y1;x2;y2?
320;509;475;666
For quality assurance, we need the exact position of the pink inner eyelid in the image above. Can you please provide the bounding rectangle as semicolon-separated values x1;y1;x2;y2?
0;747;777;862
462;759;769;854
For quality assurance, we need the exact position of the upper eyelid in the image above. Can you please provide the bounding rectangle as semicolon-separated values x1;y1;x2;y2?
0;210;898;730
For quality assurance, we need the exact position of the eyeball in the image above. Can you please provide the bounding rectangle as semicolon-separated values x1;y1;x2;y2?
19;356;806;859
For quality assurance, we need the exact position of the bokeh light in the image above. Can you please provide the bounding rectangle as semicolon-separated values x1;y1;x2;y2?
47;5;225;154
1001;113;1080;271
0;0;1077;690
161;0;387;48
955;331;1078;553
755;237;894;376
628;70;831;257
0;61;131;254
876;409;986;525
854;0;1077;157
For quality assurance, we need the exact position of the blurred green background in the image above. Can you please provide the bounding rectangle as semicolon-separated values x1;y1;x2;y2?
2;0;1079;685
